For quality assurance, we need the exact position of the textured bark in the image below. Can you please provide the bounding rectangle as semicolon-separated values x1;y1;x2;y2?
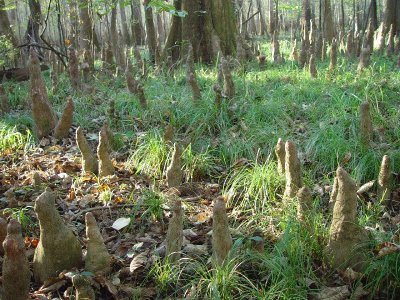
143;0;158;63
76;127;98;175
54;97;74;139
210;0;237;56
268;0;275;35
188;73;201;102
329;39;337;71
130;0;144;45
378;155;391;206
119;1;131;46
326;167;368;271
182;0;213;63
163;0;183;62
363;20;374;52
357;48;371;74
309;54;317;78
68;49;80;91
166;143;183;188
97;127;115;177
164;124;174;143
297;186;313;222
302;0;312;31
29;50;58;139
33;189;82;283
275;138;285;175
165;199;183;263
212;197;232;265
0;85;10;115
85;212;111;275
284;141;302;198
322;0;335;43
360;101;373;144
2;219;30;300
221;57;235;99
383;0;397;34
387;24;395;56
0;217;6;255
272;32;282;63
72;274;96;300
0;0;17;47
79;0;99;50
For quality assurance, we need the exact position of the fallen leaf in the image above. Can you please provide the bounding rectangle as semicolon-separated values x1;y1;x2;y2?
375;242;400;258
112;217;131;230
129;251;149;274
314;285;350;300
357;180;375;194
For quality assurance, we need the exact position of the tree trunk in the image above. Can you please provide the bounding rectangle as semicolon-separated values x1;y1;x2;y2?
143;0;157;63
182;0;213;63
256;0;267;35
383;0;397;34
156;13;165;45
268;0;275;35
79;0;100;50
0;0;18;47
119;1;131;46
322;0;335;43
210;0;237;56
130;0;144;45
369;0;378;30
163;0;182;62
302;0;312;30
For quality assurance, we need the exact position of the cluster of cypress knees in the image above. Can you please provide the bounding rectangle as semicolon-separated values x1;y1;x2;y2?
0;128;391;299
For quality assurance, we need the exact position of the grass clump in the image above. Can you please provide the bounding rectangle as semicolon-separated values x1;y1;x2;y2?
224;159;285;213
0;125;32;153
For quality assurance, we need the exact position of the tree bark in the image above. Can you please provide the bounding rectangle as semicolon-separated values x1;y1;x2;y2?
79;0;100;50
210;0;237;56
143;0;157;63
302;0;312;31
119;1;131;46
0;0;18;47
256;0;267;35
383;0;397;34
163;0;182;62
322;0;335;43
130;0;144;45
268;0;275;35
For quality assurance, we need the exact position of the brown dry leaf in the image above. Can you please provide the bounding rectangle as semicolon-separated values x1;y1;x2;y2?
194;212;209;223
357;180;375;194
342;268;363;282
376;242;400;258
38;279;66;293
314;285;350;300
95;276;118;298
129;250;149;274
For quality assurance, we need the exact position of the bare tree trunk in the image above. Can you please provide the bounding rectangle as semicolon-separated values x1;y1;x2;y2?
369;0;378;30
143;0;157;63
79;0;100;50
256;0;267;35
322;0;335;43
383;0;397;34
163;0;182;62
130;0;144;46
268;0;275;35
210;0;237;56
182;0;213;63
119;1;131;46
156;13;165;46
302;0;312;30
0;0;18;47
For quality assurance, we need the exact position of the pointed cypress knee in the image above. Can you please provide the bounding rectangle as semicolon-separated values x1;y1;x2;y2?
165;199;183;263
284;141;302;198
76;127;98;175
2;219;30;300
212;197;232;265
325;167;368;271
33;189;82;283
85;212;112;275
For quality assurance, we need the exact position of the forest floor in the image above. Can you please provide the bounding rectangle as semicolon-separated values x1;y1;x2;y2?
1;41;400;299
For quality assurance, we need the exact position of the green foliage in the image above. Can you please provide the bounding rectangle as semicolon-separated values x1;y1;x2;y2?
0;125;32;153
224;160;285;213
